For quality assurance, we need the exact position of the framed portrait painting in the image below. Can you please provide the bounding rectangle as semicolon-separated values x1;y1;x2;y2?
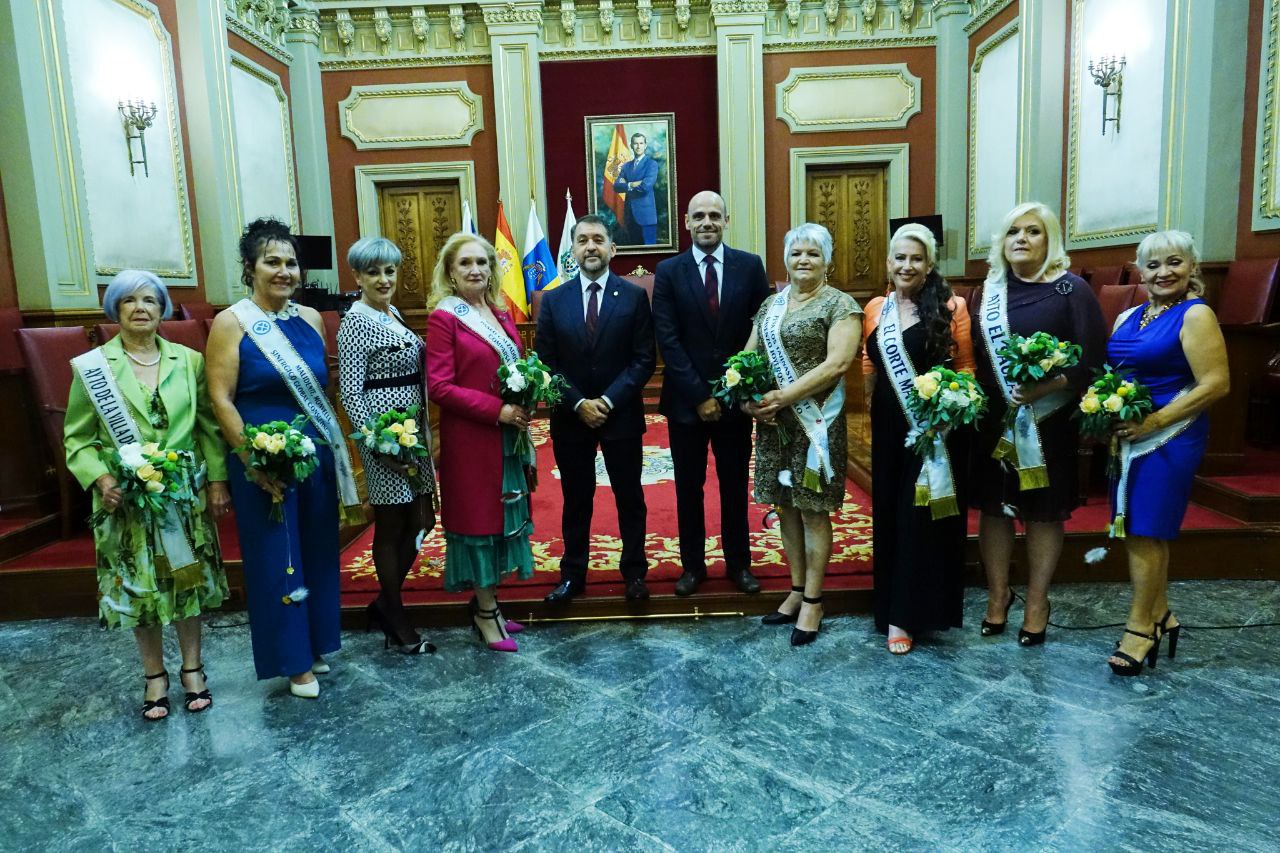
584;113;678;253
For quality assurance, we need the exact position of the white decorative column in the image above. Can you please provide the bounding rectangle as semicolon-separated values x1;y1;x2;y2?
482;2;547;245
1016;0;1067;207
711;1;768;260
933;1;971;276
0;0;97;311
175;0;243;304
1160;0;1247;259
286;2;338;289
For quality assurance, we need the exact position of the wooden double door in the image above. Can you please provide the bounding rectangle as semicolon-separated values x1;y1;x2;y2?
377;181;462;312
805;165;888;301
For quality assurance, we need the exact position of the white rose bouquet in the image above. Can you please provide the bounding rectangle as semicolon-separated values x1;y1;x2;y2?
88;441;198;529
1076;366;1155;477
904;366;988;457
496;351;569;457
234;415;320;523
350;404;433;492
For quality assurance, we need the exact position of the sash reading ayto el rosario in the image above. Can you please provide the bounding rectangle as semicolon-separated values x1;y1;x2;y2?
437;295;534;468
71;347;201;579
877;294;959;519
761;287;844;492
1110;384;1197;538
230;299;360;510
979;277;1074;490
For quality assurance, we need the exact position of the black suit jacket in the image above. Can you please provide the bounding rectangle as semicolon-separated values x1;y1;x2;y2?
534;272;656;441
652;245;772;425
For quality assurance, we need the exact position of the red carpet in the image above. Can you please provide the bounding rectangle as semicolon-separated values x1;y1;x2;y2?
1201;447;1280;497
340;416;874;605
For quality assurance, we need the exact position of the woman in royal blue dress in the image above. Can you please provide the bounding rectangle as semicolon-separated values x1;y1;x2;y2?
206;218;361;698
1105;230;1228;676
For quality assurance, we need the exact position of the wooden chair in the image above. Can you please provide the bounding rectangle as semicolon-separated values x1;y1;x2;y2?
94;319;208;351
176;302;217;322
1087;265;1128;296
15;327;92;538
1217;258;1280;326
1097;283;1141;330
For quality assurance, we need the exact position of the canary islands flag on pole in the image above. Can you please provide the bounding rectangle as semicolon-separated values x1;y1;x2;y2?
558;190;579;283
494;201;528;322
522;203;561;301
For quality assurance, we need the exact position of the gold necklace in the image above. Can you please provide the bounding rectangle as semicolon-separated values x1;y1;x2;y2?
1139;295;1187;329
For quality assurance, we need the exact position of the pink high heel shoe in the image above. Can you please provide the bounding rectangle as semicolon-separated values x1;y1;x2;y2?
471;600;518;652
476;595;524;635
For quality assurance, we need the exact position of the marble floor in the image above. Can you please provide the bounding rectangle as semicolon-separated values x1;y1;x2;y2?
2;580;1280;852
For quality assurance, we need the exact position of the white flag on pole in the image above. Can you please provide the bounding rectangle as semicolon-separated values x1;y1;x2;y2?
557;192;579;283
461;200;477;235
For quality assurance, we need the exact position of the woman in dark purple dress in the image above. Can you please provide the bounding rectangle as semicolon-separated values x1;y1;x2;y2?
971;203;1106;646
1105;231;1228;676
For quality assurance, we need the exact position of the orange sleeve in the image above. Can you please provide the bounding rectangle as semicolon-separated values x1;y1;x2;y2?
861;296;884;376
949;296;976;374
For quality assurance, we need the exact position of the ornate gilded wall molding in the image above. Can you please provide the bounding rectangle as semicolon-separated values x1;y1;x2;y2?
967;19;1018;257
1256;0;1280;229
338;82;484;148
227;0;294;65
776;63;921;132
228;51;300;228
312;1;941;68
963;0;1014;35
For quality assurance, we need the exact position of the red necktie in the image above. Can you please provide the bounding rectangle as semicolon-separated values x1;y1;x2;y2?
704;256;719;318
586;282;600;342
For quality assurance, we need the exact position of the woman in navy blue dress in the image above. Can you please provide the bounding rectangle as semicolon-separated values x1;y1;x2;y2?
206;218;343;698
1105;230;1228;675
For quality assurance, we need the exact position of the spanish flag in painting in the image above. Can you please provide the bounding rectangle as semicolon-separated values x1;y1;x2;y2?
522;203;561;302
494;201;528;322
601;123;631;226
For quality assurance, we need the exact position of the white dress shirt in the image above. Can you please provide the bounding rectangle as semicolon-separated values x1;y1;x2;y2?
573;272;613;412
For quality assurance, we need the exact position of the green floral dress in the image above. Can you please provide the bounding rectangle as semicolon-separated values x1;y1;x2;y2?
751;286;863;513
95;388;228;630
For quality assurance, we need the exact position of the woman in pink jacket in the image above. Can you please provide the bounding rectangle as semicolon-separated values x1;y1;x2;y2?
424;233;534;652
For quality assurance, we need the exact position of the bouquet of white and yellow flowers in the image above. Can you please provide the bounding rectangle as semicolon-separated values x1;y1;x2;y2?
234;415;320;523
712;350;776;409
996;331;1083;385
89;441;198;529
904;367;988;457
1077;366;1155;478
350;405;432;492
497;351;569;456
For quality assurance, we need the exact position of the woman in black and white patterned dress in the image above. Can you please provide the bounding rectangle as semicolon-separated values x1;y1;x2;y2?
338;237;438;654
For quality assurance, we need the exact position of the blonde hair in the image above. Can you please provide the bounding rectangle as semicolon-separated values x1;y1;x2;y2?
887;223;938;270
427;232;507;312
1135;229;1206;297
984;202;1071;287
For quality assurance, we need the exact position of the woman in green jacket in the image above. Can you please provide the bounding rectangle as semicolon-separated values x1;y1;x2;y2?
64;270;231;720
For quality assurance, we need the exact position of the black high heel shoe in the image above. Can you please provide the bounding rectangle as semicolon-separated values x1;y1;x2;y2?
141;671;170;721
1108;626;1161;676
981;589;1016;636
368;599;436;655
790;596;824;647
1156;610;1181;660
762;586;804;626
1018;603;1051;647
179;665;212;713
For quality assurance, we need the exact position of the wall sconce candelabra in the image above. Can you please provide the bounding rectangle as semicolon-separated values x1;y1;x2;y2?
1087;55;1125;136
118;98;158;177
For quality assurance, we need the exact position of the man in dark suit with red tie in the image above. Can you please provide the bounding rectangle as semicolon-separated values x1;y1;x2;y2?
653;191;773;596
535;214;657;604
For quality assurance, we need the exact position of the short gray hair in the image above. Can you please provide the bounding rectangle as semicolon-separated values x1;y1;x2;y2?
347;237;402;271
102;270;172;322
1136;229;1205;297
783;222;834;265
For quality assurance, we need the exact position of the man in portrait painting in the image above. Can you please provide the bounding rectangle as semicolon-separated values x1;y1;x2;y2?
613;133;660;246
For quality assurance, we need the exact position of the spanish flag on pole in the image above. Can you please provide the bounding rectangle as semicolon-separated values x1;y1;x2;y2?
601;123;631;226
494;201;528;322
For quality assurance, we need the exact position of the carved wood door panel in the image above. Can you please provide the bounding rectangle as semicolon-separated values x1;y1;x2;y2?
805;166;887;300
377;182;461;312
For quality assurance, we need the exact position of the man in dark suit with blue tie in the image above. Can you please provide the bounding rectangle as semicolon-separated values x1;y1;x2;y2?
613;133;660;245
535;214;657;603
653;191;773;596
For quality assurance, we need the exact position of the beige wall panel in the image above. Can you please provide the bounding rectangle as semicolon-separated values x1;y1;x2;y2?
62;0;194;280
776;64;922;132
969;24;1020;257
339;83;484;150
229;56;299;228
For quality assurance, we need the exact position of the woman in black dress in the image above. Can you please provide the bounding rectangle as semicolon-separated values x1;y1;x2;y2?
864;224;975;654
971;203;1105;645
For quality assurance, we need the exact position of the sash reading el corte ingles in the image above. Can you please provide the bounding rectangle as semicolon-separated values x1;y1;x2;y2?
760;287;844;492
230;299;359;508
877;294;959;519
979;277;1072;490
70;347;199;573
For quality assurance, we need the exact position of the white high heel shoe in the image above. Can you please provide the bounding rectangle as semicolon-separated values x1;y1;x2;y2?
288;677;320;699
311;657;331;674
